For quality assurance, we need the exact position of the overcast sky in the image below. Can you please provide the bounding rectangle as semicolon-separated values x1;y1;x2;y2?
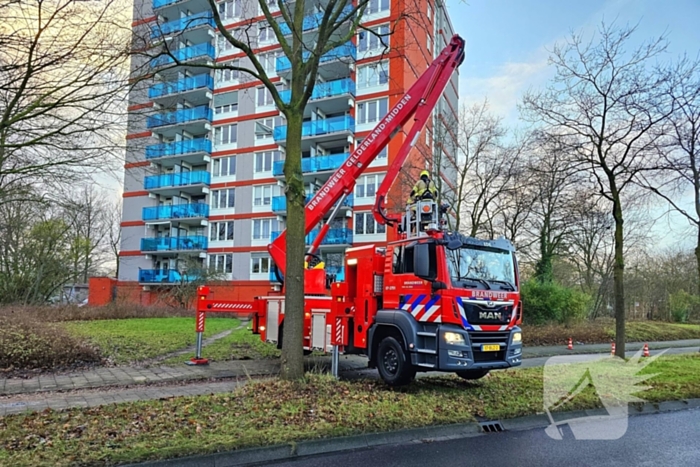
446;0;700;248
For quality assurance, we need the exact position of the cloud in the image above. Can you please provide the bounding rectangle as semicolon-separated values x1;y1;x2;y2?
458;55;551;124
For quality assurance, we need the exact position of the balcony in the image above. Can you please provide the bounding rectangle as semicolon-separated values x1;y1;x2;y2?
276;42;356;77
278;6;353;36
272;193;353;214
273;116;354;142
146;138;211;160
142;203;209;222
147;105;211;129
149;74;213;100
152;0;183;10
150;43;215;68
151;12;214;40
138;269;199;284
279;78;355;104
306;228;353;246
144;171;210;196
141;235;208;253
273;153;349;177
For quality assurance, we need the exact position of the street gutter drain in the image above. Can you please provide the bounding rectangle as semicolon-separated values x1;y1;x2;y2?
479;421;505;433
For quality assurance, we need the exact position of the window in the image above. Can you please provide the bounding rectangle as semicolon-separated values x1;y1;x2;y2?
366;0;389;15
212;156;236;178
256;87;274;107
209;253;233;273
218;0;242;20
355;173;383;198
211;188;236;209
216;60;240;84
253;184;279;207
214;124;237;145
252;218;280;240
255;116;284;140
251;255;271;274
358;25;390;53
355;212;386;235
215;103;238;115
259;50;283;74
427;34;432;55
357;61;388;89
427;2;433;21
357;98;388;124
258;22;275;44
209;221;234;241
254;150;282;173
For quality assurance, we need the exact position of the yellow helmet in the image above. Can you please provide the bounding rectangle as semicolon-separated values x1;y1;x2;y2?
420;170;430;178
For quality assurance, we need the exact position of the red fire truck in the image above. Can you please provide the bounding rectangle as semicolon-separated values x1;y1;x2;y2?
194;35;523;385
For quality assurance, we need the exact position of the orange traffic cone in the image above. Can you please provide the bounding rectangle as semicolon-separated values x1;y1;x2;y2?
611;342;616;356
643;343;650;358
567;337;573;350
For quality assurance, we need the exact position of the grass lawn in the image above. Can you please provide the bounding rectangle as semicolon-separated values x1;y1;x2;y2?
1;354;698;467
63;317;239;364
162;322;279;366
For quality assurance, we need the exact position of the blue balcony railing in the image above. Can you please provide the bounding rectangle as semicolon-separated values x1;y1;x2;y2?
151;12;214;39
141;235;208;252
151;43;215;68
274;116;354;142
149;74;213;100
273;153;350;176
138;269;198;284
145;138;211;160
278;6;353;36
279;78;355;105
276;42;356;74
147;105;212;129
144;171;210;190
306;228;353;245
142;203;209;221
152;0;182;10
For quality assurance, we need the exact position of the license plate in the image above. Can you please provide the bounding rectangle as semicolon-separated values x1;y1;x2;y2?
481;344;500;352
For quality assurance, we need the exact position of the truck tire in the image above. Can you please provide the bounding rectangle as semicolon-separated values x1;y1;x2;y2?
456;369;489;380
377;336;416;386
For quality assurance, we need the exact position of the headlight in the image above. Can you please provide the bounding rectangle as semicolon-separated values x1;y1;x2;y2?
444;332;465;345
512;332;522;343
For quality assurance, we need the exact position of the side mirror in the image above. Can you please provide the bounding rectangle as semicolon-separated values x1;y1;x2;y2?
413;243;433;280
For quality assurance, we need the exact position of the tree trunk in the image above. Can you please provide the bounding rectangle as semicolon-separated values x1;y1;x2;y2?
280;111;305;381
696;227;700;296
612;194;625;358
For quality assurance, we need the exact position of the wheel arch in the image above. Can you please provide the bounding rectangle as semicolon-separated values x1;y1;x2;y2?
368;309;419;366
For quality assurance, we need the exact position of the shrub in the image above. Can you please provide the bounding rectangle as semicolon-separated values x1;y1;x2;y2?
0;316;102;373
669;291;700;323
521;279;590;325
0;303;189;323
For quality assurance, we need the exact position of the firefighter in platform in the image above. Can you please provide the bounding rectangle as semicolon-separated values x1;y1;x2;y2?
408;170;438;205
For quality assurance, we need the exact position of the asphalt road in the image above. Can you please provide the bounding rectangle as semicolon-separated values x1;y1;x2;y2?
268;408;700;467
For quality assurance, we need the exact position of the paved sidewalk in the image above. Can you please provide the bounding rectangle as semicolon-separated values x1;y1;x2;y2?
521;339;700;358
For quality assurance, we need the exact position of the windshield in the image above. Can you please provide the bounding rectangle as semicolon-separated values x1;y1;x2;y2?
446;246;516;290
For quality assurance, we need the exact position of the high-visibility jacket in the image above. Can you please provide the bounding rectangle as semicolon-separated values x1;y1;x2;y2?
408;178;437;204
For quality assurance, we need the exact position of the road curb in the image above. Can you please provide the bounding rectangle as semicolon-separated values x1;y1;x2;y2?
128;398;700;467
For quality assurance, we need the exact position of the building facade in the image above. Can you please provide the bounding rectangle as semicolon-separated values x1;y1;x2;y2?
116;0;459;305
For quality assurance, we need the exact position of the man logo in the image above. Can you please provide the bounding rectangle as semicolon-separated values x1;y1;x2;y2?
479;311;502;320
486;301;496;308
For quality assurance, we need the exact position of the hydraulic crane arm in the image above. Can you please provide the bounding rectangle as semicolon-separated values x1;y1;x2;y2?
269;35;466;276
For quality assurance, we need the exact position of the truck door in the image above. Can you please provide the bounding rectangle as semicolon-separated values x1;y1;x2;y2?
384;244;436;322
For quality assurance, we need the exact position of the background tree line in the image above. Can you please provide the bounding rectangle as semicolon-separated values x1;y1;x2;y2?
437;22;700;355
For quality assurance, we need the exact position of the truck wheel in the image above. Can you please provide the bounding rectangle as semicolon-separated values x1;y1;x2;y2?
377;336;416;386
456;369;489;380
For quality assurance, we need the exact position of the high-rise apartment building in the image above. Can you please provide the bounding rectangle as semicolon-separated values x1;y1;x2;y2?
117;0;459;304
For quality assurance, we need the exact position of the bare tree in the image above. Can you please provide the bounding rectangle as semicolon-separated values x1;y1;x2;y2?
449;100;520;236
637;57;700;293
107;197;122;278
0;0;131;205
521;23;671;356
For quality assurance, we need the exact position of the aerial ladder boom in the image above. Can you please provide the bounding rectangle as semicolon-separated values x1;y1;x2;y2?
269;35;466;276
